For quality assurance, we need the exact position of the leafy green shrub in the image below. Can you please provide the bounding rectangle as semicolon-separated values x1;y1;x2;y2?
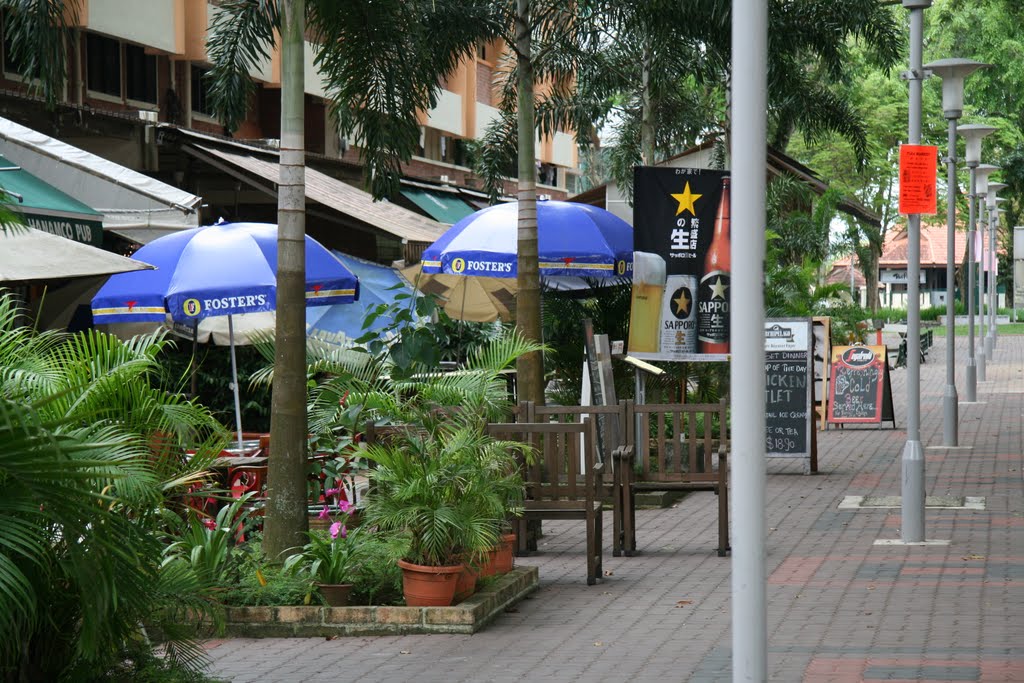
349;533;408;606
161;495;258;586
218;563;313;607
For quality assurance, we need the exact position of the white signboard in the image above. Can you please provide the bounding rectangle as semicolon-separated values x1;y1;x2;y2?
880;269;926;284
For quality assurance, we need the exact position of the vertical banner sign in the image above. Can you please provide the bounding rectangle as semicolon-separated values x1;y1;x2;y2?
764;319;814;474
629;167;731;361
898;145;939;215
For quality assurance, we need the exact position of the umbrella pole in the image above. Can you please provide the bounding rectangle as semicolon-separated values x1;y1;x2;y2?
190;322;199;399
227;314;244;450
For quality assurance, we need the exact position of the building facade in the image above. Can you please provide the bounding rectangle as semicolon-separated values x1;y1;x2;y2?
0;0;581;262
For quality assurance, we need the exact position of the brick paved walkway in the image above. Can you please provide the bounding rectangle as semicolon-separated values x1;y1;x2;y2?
202;334;1023;682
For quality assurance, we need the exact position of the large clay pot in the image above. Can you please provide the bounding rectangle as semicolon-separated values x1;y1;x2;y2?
397;559;462;606
316;582;353;607
453;564;479;603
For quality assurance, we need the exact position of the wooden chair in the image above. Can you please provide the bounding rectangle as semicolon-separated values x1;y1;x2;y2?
616;399;730;557
485;418;606;585
514;401;626;560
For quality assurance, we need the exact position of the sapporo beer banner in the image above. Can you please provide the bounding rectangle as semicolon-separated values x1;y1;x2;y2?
629;167;731;361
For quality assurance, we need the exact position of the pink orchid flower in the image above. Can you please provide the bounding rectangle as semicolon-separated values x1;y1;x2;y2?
203;519;217;530
337;499;352;514
329;522;343;539
318;505;330;520
325;487;341;497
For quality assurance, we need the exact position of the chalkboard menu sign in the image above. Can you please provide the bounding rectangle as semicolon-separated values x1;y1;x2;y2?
764;319;813;472
827;345;893;425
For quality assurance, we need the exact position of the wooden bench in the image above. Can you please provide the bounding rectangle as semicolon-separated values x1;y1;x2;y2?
485;418;607;585
616;399;730;558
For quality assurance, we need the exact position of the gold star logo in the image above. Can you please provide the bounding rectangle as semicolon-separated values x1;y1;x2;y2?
671;182;702;216
709;276;728;300
671;288;691;317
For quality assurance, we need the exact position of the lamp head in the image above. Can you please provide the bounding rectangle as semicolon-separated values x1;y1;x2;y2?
974;164;1000;193
986;182;1007;209
958;124;997;166
924;59;990;118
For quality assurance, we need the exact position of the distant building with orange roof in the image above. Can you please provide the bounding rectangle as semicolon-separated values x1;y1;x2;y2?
827;219;971;308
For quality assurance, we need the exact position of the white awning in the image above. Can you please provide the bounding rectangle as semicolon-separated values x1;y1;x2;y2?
0;227;154;282
0;116;201;241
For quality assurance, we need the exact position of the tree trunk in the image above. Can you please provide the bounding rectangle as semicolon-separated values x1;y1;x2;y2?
263;0;309;560
640;45;654;165
515;0;543;406
863;248;880;313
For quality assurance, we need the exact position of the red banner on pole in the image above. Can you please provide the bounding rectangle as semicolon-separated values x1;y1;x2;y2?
898;145;938;215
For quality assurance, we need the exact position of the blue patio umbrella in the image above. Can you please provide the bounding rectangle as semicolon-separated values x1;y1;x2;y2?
92;222;359;446
305;251;419;344
420;200;633;279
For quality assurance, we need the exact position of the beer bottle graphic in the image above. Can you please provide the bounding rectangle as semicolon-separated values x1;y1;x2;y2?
698;177;730;354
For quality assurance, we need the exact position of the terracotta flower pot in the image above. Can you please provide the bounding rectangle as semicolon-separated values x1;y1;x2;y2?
494;533;516;574
480;532;517;578
453;564;479;603
316;582;353;607
397;559;462;607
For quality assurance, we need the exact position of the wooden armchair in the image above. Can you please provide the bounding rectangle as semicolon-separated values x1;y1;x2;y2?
486;418;606;585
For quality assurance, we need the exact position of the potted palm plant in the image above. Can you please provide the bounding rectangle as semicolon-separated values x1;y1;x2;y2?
357;329;541;606
362;421;513;605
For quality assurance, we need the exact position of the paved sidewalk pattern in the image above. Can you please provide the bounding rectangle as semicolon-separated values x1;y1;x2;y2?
203;335;1022;682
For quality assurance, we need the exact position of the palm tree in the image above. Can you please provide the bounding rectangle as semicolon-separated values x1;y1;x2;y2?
205;0;507;554
0;291;225;679
476;0;902;197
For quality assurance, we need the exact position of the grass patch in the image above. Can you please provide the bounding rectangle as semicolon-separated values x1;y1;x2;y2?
932;323;1024;336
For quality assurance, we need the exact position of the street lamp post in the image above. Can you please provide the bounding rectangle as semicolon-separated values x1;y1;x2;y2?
900;0;932;543
986;182;1007;357
924;58;988;447
957;125;996;402
973;164;999;382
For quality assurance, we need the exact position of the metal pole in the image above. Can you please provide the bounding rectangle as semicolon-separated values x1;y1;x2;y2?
978;199;987;381
228;314;245;451
942;116;958;445
965;164;978;401
731;0;768;679
986;207;996;354
901;0;929;543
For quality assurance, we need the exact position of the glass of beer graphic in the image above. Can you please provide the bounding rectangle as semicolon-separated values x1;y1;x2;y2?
628;251;667;354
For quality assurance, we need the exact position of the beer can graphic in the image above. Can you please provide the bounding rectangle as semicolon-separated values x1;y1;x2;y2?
660;274;698;354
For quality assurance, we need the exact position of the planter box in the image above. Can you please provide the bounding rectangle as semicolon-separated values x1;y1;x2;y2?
195;566;538;638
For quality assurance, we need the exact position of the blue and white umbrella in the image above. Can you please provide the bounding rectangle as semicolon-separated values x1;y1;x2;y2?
305;251;419;345
420;200;633;279
92;222;359;445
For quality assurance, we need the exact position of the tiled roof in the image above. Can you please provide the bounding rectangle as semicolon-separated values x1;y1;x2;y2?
833;219;970;270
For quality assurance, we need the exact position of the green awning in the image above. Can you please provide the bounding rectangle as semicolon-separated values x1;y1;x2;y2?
0;155;103;245
400;187;476;225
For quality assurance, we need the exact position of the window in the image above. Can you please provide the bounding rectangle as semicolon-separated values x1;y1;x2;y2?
125;44;157;103
86;33;121;97
191;65;215;117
